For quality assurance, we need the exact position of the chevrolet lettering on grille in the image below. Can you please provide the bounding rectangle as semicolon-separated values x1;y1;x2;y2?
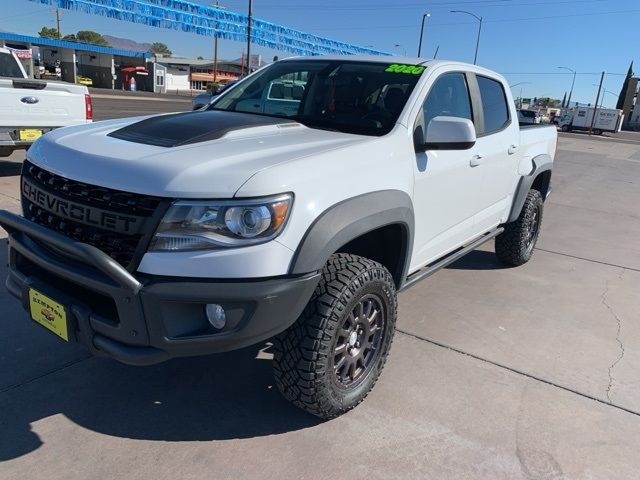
21;178;145;235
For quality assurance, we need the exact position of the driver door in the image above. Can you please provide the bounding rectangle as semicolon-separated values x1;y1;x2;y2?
410;71;485;270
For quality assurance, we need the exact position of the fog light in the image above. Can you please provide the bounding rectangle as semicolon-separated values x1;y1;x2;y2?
205;304;226;330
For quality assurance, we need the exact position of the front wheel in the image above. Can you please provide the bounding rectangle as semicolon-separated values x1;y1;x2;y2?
495;189;544;266
273;253;396;419
561;125;570;132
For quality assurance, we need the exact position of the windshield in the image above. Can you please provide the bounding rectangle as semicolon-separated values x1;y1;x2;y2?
210;60;425;136
0;52;25;78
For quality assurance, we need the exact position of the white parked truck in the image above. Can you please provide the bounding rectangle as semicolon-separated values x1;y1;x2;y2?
0;57;556;418
0;47;92;157
557;106;623;135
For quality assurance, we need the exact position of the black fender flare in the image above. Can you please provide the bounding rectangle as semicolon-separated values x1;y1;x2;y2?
507;154;553;223
288;190;414;287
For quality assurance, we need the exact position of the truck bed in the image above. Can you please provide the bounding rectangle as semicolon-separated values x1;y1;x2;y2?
519;124;557;162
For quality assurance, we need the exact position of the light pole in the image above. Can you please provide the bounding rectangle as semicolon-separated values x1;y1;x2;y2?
451;10;482;65
417;13;431;57
510;82;532;109
592;85;617;108
558;66;576;108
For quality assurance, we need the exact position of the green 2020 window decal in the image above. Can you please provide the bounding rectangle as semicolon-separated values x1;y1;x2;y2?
385;64;425;75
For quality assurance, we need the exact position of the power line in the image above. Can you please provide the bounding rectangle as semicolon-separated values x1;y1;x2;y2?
308;8;640;30
265;0;608;11
501;72;628;76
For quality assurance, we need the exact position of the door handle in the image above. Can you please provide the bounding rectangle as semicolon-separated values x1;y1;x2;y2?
470;154;484;167
508;144;518;155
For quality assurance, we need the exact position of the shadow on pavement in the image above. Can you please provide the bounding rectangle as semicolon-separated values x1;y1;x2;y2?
0;343;322;461
0;159;22;177
0;233;320;460
446;249;513;271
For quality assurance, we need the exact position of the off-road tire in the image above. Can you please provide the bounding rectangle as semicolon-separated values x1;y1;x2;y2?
561;125;570;132
495;189;544;266
273;253;397;419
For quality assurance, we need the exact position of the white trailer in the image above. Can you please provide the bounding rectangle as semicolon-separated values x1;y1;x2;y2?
557;106;624;135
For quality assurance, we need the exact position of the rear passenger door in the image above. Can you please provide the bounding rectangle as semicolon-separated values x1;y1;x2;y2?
469;74;520;233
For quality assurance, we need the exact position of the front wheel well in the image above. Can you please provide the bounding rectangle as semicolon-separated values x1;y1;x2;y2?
334;224;408;288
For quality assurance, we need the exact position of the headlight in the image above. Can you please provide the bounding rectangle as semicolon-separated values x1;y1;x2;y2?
149;193;292;252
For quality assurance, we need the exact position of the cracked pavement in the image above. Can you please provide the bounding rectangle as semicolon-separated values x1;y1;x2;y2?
602;277;626;404
1;101;640;479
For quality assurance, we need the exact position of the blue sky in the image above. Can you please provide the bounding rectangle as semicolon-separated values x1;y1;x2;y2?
3;0;638;107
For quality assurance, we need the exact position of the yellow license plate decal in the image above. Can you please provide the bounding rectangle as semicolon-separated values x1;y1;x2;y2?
19;129;43;141
29;289;69;341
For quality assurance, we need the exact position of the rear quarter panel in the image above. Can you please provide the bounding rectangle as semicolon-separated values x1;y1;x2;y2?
517;125;557;176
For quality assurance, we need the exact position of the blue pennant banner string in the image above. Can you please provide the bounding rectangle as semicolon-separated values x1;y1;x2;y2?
26;0;391;57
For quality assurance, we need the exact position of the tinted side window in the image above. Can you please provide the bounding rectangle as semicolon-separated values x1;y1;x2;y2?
477;76;509;133
423;73;472;130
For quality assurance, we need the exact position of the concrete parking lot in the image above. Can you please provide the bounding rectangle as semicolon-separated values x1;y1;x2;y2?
1;95;639;479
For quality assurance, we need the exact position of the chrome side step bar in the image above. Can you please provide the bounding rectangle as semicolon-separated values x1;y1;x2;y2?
401;227;505;291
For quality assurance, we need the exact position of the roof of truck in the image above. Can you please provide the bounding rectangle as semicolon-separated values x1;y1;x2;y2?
278;56;505;80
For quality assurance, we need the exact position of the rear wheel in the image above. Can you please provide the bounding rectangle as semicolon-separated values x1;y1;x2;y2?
593;129;602;135
561;125;570;132
495;189;544;266
273;253;396;419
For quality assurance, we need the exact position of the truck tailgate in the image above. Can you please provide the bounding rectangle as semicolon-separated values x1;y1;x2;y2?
0;78;90;128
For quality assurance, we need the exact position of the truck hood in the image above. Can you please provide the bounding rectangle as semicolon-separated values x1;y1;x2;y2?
27;111;369;198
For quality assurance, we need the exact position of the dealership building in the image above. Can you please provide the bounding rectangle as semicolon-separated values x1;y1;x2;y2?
0;31;245;93
0;31;149;89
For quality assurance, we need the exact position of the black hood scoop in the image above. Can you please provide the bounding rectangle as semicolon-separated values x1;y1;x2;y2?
108;110;296;147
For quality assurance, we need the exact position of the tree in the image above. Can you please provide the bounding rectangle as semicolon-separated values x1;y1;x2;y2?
616;61;634;110
561;92;567;108
75;30;110;46
197;56;204;60
38;26;59;39
62;34;77;42
149;42;172;56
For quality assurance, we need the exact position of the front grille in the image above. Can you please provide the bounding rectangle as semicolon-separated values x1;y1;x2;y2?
21;161;164;268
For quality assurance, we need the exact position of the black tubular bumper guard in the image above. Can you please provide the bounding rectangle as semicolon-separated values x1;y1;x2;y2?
0;210;320;366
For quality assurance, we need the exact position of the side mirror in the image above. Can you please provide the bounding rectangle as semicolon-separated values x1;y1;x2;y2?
415;116;477;152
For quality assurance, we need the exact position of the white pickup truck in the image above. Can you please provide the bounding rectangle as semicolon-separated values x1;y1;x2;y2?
0;47;92;157
0;57;556;418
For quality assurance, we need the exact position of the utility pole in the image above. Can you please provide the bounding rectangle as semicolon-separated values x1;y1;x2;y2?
589;71;604;136
245;0;253;76
55;8;61;39
212;1;224;86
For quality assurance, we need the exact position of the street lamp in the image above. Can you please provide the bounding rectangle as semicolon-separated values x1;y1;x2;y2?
558;66;576;108
592;84;617;108
451;10;482;65
417;13;431;57
510;82;532;109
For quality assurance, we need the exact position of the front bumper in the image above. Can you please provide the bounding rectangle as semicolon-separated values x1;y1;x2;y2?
0;210;320;366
